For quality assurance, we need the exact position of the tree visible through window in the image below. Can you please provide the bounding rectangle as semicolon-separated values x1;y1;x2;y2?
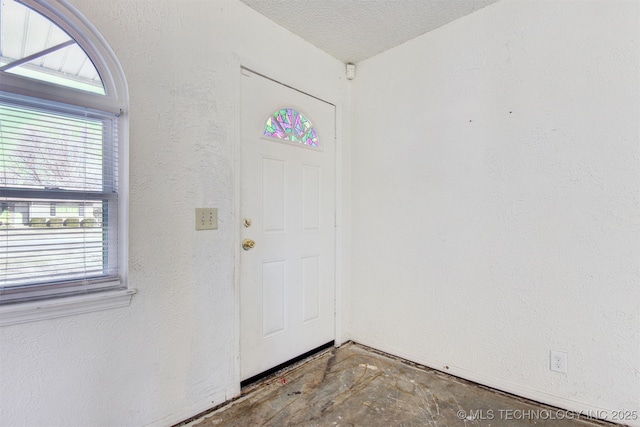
0;0;126;304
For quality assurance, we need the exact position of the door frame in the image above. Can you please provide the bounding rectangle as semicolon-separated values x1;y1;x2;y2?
232;59;345;394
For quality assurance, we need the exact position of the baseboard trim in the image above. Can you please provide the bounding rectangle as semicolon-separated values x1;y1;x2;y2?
352;338;638;427
146;389;232;427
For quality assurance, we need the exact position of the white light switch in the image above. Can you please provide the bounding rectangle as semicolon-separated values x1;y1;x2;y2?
195;208;218;230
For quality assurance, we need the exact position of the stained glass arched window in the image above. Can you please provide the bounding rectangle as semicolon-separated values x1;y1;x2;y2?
264;108;319;147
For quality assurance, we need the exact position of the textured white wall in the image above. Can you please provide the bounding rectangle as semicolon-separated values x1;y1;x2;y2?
350;0;640;423
0;1;348;426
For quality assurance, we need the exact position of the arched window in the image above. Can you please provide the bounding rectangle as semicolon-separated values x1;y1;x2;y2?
264;108;319;147
0;0;129;310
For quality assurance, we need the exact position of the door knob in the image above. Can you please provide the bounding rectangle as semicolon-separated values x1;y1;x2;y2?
242;238;256;251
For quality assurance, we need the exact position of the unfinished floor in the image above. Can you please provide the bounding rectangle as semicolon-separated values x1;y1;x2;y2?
185;343;616;427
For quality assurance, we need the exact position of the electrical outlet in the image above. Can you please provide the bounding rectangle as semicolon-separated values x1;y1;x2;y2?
550;350;568;373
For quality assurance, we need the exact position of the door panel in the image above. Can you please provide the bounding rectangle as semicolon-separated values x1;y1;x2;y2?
302;165;321;230
262;158;286;233
262;259;286;338
301;255;320;322
240;69;336;381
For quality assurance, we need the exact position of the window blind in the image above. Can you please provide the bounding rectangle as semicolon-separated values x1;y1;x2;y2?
0;93;120;303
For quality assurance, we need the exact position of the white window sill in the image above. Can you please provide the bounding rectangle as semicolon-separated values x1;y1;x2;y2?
0;288;137;327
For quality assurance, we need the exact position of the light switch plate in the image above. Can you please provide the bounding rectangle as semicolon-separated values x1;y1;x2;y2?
195;208;218;230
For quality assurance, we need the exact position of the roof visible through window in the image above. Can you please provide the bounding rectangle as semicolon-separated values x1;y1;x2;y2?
0;0;105;94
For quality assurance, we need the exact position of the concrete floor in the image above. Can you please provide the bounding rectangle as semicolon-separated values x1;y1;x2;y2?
186;343;615;427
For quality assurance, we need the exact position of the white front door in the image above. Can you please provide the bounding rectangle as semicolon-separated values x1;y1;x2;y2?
239;69;336;381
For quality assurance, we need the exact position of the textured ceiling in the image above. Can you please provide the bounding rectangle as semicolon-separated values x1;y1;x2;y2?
240;0;500;63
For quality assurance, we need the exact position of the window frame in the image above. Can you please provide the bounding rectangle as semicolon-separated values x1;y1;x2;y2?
0;0;132;324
